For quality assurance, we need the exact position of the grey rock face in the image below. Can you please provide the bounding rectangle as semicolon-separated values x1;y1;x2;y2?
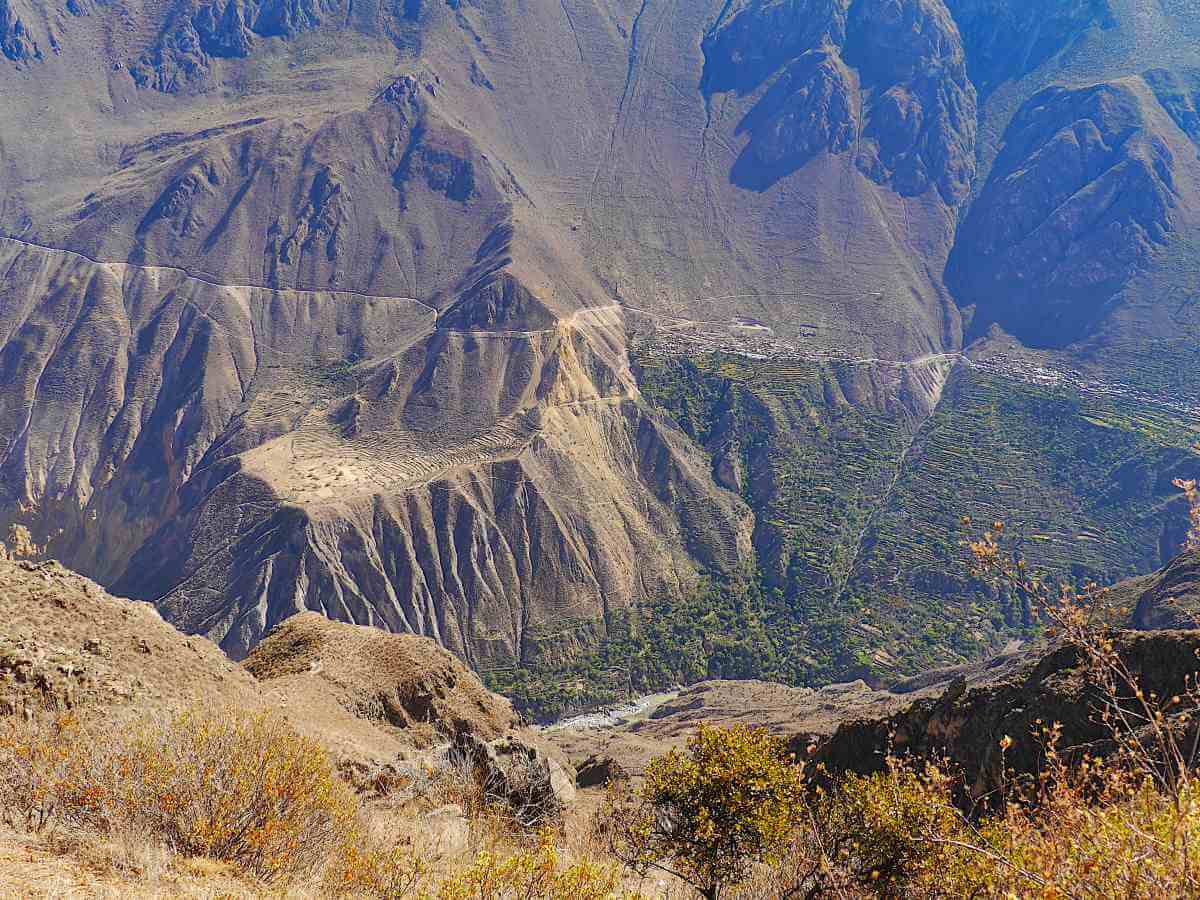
705;0;976;200
949;79;1179;347
730;49;858;190
450;730;575;825
701;0;849;97
848;0;977;202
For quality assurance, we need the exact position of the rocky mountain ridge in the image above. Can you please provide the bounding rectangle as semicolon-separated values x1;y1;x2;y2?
1;0;1198;690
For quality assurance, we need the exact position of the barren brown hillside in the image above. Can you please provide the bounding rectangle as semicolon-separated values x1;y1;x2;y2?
1;0;1199;695
0;548;544;767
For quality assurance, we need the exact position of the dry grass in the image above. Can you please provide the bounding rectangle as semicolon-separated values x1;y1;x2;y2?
0;709;358;881
0;706;628;898
8;696;1200;899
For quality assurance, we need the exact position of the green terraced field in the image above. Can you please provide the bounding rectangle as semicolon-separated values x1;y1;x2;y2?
491;349;1200;722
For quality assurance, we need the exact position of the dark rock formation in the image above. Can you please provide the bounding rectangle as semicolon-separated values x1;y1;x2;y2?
701;0;848;97
945;0;1114;97
846;0;977;202
813;629;1200;800
575;753;626;788
705;0;976;199
1110;549;1200;630
948;79;1179;347
439;270;558;332
729;49;858;190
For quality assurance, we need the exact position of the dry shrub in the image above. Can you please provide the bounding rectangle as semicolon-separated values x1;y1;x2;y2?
947;754;1200;896
0;707;358;882
1177;478;1200;551
721;753;1200;898
329;836;428;898
1;707;622;896
427;753;490;817
604;724;805;900
110;708;359;880
0;714;104;833
801;761;963;896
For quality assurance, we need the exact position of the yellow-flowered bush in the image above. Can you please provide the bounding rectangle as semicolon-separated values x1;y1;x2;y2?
0;714;105;833
608;723;805;899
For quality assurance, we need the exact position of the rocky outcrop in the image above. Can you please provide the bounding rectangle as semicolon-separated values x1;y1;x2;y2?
1145;68;1200;150
574;753;626;788
245;612;521;742
1110;549;1200;630
728;48;859;190
846;0;977;202
704;0;976;200
450;730;576;825
814;629;1200;800
130;0;338;91
439;270;559;332
948;78;1182;347
700;0;848;97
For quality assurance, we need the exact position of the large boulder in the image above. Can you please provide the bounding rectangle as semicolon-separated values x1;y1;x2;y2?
574;753;627;789
450;730;576;825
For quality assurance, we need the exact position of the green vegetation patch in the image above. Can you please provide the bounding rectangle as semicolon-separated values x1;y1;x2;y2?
491;349;1200;722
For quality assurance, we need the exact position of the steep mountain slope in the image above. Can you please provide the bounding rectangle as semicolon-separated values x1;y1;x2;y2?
0;0;1198;697
950;74;1197;347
